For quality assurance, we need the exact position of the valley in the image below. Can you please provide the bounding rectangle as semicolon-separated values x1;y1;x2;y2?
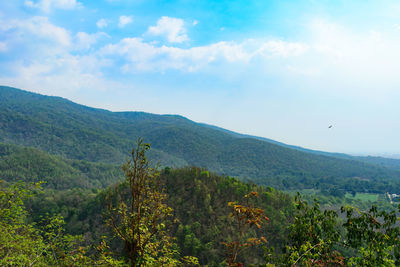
2;86;400;265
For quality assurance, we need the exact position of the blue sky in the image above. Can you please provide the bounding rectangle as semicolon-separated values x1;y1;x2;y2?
2;0;400;155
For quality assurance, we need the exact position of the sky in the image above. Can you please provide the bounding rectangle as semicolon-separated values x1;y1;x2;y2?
1;0;400;156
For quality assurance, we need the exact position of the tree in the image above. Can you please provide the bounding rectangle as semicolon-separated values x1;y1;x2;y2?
279;194;400;266
105;139;197;266
0;180;121;266
0;180;46;266
342;205;400;266
282;194;344;266
222;191;269;266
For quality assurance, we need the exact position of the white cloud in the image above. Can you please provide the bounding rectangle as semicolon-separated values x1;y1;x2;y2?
24;0;82;13
75;32;107;50
0;42;7;52
3;11;400;108
100;37;306;72
255;40;309;57
4;16;71;47
369;30;382;43
118;15;133;28
286;19;400;98
0;14;120;97
96;18;400;102
100;38;240;72
0;16;106;54
0;54;118;97
147;16;188;43
96;18;107;29
27;17;71;46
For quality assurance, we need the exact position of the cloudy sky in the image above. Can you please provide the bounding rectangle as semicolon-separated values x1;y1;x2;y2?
1;0;400;155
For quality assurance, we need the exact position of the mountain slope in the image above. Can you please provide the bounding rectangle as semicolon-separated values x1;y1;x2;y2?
201;122;400;171
0;142;123;189
2;85;400;193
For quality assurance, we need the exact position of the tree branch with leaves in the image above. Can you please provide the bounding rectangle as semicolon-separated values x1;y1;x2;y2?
105;138;198;266
223;191;269;267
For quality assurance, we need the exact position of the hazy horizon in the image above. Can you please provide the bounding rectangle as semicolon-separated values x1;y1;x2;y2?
1;1;400;155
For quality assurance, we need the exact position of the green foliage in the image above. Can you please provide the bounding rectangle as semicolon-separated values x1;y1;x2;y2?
104;139;196;266
6;165;400;266
163;167;295;265
342;205;400;266
223;192;269;266
3;85;400;195
0;142;124;189
0;180;45;266
41;166;294;266
277;194;400;266
0;180;123;266
281;194;344;266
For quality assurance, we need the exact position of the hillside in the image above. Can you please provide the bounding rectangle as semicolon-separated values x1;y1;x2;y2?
202;122;400;171
28;167;295;265
2;85;400;193
0;142;123;189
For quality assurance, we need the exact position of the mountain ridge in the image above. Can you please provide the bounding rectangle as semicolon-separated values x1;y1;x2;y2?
2;85;400;193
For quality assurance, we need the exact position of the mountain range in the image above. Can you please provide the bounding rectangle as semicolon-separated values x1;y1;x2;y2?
2;85;400;193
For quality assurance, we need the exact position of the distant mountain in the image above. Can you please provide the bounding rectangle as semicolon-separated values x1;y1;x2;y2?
2;85;400;193
200;122;400;171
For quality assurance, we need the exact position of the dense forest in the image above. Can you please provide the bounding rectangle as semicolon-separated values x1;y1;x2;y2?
3;86;400;265
3;86;400;195
0;142;124;189
2;141;400;266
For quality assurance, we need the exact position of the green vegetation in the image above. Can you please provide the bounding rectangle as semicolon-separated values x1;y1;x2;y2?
0;142;123;189
222;191;269;266
162;167;294;265
104;139;198;266
4;165;400;266
4;85;400;265
0;141;296;265
272;195;400;266
288;190;395;213
0;180;123;266
3;85;400;195
346;192;380;202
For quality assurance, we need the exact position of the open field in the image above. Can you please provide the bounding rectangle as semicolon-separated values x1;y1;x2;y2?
345;193;380;202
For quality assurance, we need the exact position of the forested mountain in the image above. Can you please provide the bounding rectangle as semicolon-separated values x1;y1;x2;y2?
3;85;400;265
202;123;400;171
26;167;295;266
7;152;400;266
0;142;123;189
2;85;400;193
